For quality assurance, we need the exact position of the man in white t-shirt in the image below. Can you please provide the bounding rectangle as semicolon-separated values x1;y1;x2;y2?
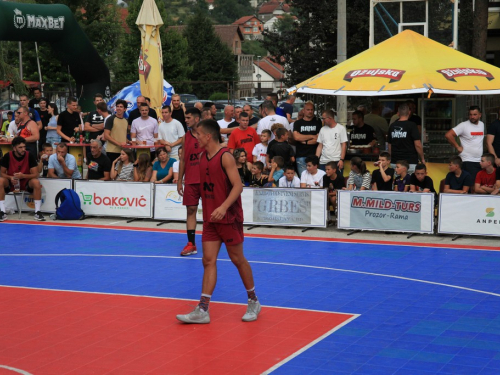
316;109;347;173
158;105;185;160
300;155;326;188
130;103;159;158
217;105;234;142
256;100;290;140
445;105;484;181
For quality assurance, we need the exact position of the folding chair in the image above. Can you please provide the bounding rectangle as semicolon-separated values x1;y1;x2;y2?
7;191;26;219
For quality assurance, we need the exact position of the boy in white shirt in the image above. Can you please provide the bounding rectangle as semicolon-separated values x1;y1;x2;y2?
279;165;300;188
300;155;326;188
253;129;271;165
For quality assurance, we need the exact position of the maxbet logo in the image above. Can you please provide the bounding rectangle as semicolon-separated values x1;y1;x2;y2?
437;68;494;82
14;8;65;30
344;69;405;83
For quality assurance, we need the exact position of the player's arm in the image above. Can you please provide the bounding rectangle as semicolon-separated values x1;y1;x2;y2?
176;135;186;195
210;152;243;221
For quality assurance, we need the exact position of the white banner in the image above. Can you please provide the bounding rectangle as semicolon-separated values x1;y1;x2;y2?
153;184;203;221
438;194;500;237
338;190;434;234
74;180;154;218
6;178;72;213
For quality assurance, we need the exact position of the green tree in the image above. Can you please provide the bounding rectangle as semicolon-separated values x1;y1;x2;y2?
163;28;193;93
241;40;267;58
211;0;254;25
184;11;238;98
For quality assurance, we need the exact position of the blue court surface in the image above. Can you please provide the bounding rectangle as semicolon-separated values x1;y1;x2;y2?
1;222;500;374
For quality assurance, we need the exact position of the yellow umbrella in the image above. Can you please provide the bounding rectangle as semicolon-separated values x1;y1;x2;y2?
136;0;164;113
290;30;500;96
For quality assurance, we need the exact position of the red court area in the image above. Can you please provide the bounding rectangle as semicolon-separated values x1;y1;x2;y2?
0;287;355;375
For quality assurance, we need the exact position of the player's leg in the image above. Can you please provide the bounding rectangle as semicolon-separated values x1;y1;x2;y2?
27;179;45;221
181;183;200;256
0;177;8;221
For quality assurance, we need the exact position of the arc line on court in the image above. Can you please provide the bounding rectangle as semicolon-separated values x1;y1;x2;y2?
0;365;33;375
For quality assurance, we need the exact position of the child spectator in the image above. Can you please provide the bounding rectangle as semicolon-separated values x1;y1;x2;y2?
268;127;295;166
279;165;301;187
234;148;252;186
38;143;53;177
249;161;268;187
1;111;13;135
371;151;395;191
266;123;285;168
475;153;497;194
253;129;270;165
172;147;182;183
111;148;135;181
300;155;326;188
267;155;285;186
133;153;153;182
410;163;436;193
443;156;473;194
323;161;345;209
347;157;371;190
394;160;411;192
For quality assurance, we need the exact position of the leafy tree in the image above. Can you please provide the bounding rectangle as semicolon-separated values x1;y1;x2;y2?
241;40;267;58
184;11;238;98
211;0;254;25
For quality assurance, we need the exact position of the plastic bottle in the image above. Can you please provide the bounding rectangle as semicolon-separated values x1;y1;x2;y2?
84;131;90;144
79;133;84;144
13;177;20;193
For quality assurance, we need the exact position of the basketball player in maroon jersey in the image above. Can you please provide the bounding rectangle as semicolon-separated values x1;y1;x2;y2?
176;119;260;324
177;108;202;256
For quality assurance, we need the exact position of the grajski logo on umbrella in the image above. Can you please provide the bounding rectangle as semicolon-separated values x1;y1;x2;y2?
344;69;406;83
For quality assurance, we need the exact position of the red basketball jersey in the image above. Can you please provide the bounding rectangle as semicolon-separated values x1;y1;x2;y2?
7;151;30;190
199;147;243;224
183;130;202;184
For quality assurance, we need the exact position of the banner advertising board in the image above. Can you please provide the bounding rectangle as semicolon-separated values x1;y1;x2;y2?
338;190;434;233
5;178;72;213
438;194;500;237
74;180;153;218
153;184;203;221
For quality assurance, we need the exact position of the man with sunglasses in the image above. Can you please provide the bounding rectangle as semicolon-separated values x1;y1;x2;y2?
15;107;39;158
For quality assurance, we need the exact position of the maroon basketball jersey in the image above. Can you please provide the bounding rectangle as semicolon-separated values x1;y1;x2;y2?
183;130;201;184
199;147;243;224
7;151;30;190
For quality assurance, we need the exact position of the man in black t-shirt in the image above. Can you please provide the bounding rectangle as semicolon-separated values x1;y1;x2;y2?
350;110;376;147
293;102;322;177
36;98;50;147
57;97;81;143
86;139;111;180
487;114;500;167
28;88;43;109
387;103;425;175
170;94;186;132
84;94;106;142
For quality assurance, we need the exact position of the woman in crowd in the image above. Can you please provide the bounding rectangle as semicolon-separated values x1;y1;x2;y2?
45;103;60;149
347;157;371;191
151;146;176;184
134;153;153;182
234;148;252;186
110;148;135;181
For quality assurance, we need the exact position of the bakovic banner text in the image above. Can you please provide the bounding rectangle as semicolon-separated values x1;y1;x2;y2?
74;180;154;218
338;190;434;233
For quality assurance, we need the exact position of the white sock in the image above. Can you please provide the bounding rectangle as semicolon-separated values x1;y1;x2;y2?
35;200;41;212
0;201;5;212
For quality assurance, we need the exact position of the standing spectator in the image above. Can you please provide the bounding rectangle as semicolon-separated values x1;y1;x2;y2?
1;111;13;135
243;104;259;127
151;147;176;184
47;142;81;179
45;104;60;149
127;95;158;132
350;110;376;147
266;93;286;117
364;101;389;148
203;102;217;120
227;106;243;129
103;99;128;163
443;156;473;194
110;149;135;181
300;155;326;188
29;87;43;109
486;108;500;167
36;98;50;147
16;94;41;130
130;103;159;160
279;94;296;123
86;139;111;180
15;106;39;158
57;97;80;143
445;105;484;181
293;102;322;177
474;153;497;194
170;94;186;132
158;105;185;160
218;105;234;142
387;103;425;174
134;153;153;182
267;127;295;166
371;151;395;191
84;94;106;148
316;109;347;172
252;129;270;165
228;112;260;156
347;157;371;191
256;100;290;140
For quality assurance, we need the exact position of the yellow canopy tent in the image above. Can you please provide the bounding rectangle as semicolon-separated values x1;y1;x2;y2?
289;30;500;96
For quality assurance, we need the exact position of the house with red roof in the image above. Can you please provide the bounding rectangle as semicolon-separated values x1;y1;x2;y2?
232;16;264;40
253;57;286;97
258;1;291;23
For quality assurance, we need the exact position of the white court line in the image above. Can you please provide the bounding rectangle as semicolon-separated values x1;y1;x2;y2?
1;253;500;298
0;365;33;375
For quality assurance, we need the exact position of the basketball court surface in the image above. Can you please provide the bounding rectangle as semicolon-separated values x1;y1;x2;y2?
0;221;499;374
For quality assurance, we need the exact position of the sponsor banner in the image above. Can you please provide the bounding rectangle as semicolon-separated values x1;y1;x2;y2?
5;178;72;213
14;8;65;30
438;194;500;237
242;188;327;227
343;69;405;83
153;184;203;221
437;68;494;82
338;190;434;233
74;181;153;218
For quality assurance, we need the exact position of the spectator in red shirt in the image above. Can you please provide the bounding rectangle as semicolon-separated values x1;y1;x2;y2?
475;153;497;194
228;112;260;157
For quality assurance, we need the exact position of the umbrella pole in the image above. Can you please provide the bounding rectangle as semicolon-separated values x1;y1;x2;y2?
337;0;347;125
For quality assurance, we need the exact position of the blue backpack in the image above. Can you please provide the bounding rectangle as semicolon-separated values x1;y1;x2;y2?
55;188;85;220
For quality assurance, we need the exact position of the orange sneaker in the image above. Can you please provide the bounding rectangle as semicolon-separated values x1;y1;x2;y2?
180;242;197;256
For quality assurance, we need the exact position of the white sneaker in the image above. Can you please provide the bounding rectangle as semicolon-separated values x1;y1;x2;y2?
242;299;261;322
176;306;210;324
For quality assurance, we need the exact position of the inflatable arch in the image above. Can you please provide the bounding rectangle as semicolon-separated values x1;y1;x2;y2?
0;1;111;111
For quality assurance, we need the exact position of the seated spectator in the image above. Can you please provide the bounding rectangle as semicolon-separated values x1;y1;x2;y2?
268;127;295;167
475;153;497;194
87;139;111;180
371;151;395;191
323;161;345;211
347;157;371;190
38;143;53;177
279;165;301;188
110;149;135;181
491;167;500;195
234;148;252;186
249;161;268;187
172;147;182;183
151;146;176;184
300;155;326;188
253;129;271;165
444;156;473;194
410;163;436;193
394;160;411;192
47;142;82;179
267;155;285;186
134;153;153;182
0;136;45;221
